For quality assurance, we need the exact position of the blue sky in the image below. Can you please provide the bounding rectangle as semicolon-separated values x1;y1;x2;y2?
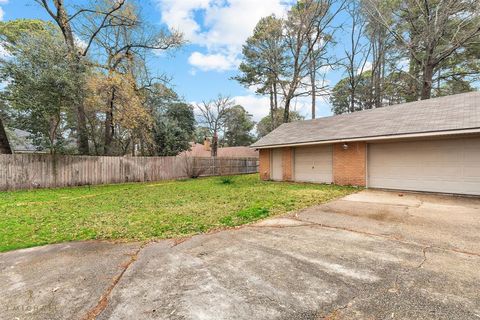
0;0;348;121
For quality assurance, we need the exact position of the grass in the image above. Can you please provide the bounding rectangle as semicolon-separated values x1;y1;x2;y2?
0;174;359;252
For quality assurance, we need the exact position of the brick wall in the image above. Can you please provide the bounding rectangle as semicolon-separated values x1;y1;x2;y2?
333;142;366;186
259;149;270;180
282;147;293;181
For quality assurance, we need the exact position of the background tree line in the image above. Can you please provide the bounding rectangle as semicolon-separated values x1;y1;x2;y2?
0;0;256;156
236;0;480;136
1;0;479;155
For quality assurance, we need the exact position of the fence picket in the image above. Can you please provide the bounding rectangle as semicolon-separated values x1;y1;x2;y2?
0;155;259;191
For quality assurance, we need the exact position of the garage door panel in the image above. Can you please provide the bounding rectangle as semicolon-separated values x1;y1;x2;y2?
368;137;480;195
421;166;462;177
271;149;283;181
464;149;480;160
294;145;332;183
465;166;480;179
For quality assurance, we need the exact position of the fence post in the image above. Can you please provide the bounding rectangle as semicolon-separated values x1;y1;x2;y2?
0;154;259;191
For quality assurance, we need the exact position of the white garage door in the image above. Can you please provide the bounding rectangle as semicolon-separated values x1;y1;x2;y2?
271;148;283;181
368;137;480;195
294;145;333;183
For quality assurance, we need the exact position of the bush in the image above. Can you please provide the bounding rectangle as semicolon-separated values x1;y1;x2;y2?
219;177;233;185
182;156;206;178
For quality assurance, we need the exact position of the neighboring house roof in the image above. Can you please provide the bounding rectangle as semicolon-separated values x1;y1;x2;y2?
252;92;480;148
7;128;43;153
181;142;259;158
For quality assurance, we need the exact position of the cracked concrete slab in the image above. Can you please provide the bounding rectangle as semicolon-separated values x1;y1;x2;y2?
1;190;479;320
0;241;141;320
298;190;480;255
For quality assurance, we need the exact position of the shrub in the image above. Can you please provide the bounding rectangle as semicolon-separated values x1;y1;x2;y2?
219;177;233;185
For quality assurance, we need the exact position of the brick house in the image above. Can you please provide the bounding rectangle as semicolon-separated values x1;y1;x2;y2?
180;139;259;158
251;92;480;196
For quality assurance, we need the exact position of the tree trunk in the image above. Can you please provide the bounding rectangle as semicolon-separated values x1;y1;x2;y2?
350;86;355;113
273;81;278;111
310;66;316;119
310;52;316;119
104;87;115;155
372;35;384;109
269;88;275;131
0;117;12;154
53;0;90;154
131;137;136;156
421;64;434;100
54;0;76;51
283;98;291;123
211;132;218;157
76;102;89;154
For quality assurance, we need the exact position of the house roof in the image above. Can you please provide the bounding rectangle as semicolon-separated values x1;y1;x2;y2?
251;92;480;149
7;128;41;153
180;142;259;158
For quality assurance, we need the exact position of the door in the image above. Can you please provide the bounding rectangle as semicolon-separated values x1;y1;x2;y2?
368;137;480;195
294;145;333;183
271;148;283;181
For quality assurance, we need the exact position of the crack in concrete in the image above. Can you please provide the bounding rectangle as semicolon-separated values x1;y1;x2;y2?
417;245;431;268
319;296;357;319
81;243;148;320
382;245;430;298
253;215;480;259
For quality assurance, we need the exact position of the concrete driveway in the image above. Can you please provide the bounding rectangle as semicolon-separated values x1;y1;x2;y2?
1;190;479;320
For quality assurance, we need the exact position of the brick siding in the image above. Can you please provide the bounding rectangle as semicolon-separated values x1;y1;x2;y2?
259;149;270;180
333;142;366;186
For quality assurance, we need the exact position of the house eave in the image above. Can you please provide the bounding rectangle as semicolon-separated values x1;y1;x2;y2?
252;127;480;149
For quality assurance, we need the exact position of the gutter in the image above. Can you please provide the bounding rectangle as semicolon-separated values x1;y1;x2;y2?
251;127;480;149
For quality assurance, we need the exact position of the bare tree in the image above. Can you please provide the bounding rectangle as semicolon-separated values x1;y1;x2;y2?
281;0;346;122
364;0;480;100
196;96;234;157
35;0;183;154
362;0;393;108
35;0;129;154
83;1;183;155
342;0;372;113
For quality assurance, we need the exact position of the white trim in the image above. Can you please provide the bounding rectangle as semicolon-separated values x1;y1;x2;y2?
253;128;480;149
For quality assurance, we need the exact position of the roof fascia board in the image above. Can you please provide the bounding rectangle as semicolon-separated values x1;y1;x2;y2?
252;128;480;149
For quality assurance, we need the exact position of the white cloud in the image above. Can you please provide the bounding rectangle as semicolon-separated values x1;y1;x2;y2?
74;35;87;50
0;0;7;21
188;51;239;72
157;0;292;72
157;0;210;42
359;61;372;74
231;95;271;121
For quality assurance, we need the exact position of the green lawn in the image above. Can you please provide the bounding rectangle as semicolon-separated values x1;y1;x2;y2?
0;174;359;252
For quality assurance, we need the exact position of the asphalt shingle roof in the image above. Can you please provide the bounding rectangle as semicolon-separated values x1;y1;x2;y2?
251;92;480;148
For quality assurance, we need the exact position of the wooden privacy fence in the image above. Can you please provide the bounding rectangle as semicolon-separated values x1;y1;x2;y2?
0;154;259;191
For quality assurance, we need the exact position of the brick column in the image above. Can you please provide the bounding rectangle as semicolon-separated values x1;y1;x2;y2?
282;147;293;181
259;149;271;180
333;142;366;186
